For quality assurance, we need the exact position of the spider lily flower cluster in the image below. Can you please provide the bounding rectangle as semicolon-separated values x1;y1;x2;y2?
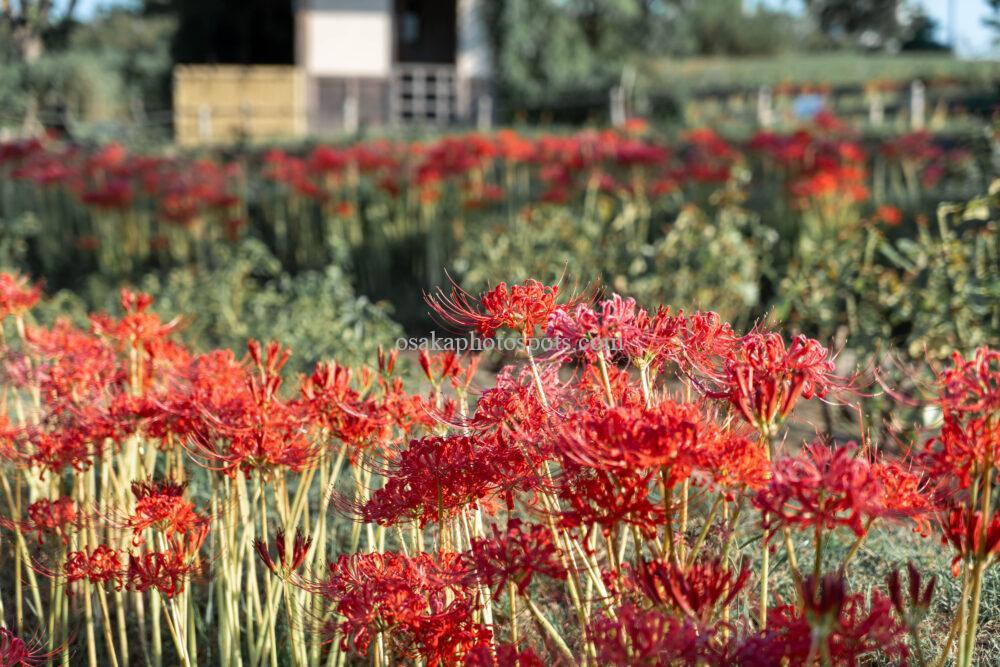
0;273;995;666
0;124;976;286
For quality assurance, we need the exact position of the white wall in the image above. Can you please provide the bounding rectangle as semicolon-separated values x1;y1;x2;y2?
457;0;492;78
297;0;392;77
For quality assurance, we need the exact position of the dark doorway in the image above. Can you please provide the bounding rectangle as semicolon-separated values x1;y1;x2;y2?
394;0;457;64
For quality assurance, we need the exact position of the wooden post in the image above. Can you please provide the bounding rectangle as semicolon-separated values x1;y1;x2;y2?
344;80;359;135
756;85;774;128
867;90;884;126
476;94;493;132
610;86;626;127
198;104;213;143
910;80;926;130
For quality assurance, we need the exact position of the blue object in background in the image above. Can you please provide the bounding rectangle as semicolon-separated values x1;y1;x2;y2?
792;93;826;120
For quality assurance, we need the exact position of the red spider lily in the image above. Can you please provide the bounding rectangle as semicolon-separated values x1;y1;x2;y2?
361;434;524;527
298;361;394;454
80;178;134;210
24;320;120;410
937;346;1000;416
871;460;933;534
545;294;644;361
727;604;812;666
90;289;180;357
684;128;735;159
459;519;566;597
85;142;127;172
144;348;245;444
418;350;480;392
494;129;535;163
309;145;349;175
253;529;312;577
427;280;561;338
558;463;664;538
463;642;544;667
375;374;436;435
674;310;740;378
886;562;936;628
587;603;713;666
754;442;882;537
790;164;869;206
126;522;208;598
923;411;999;489
462;183;506;210
556;399;720;476
631;557;750;624
28;398;134;474
263;150;327;201
314;552;487;664
126;549;195;599
813;109;850;135
0;627;63;666
0;415;20;463
940;507;1000;576
0;137;45;164
800;572;848;628
873;204;903;227
628;306;687;367
714;332;842;435
801;574;908;666
0;272;41;323
27;429;100;475
127;478;206;545
573;361;646;408
612;138;668;168
64;544;124;589
24;497;76;545
467;364;555;439
734;587;906;666
188;341;318;476
701;428;769;493
879;131;942;165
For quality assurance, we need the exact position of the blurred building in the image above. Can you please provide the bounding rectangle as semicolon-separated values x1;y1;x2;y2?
174;0;492;144
297;0;493;133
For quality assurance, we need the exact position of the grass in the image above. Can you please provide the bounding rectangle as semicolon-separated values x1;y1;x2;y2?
641;53;999;93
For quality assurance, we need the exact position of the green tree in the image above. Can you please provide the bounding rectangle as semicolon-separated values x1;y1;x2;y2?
69;9;176;122
804;0;908;50
486;0;801;113
0;6;175;138
987;0;1000;45
1;0;79;61
901;7;950;52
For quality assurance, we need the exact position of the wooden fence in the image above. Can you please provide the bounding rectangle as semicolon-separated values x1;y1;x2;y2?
173;66;306;147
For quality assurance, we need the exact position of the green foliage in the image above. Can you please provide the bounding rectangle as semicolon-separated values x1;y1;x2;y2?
773;181;1000;359
487;0;807;113
30;240;403;373
642;52;997;94
486;0;620;109
140;241;401;371
452;190;772;325
69;10;176;120
0;9;175;139
684;0;803;56
862;185;1000;361
804;0;907;50
622;200;774;322
988;0;1000;44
